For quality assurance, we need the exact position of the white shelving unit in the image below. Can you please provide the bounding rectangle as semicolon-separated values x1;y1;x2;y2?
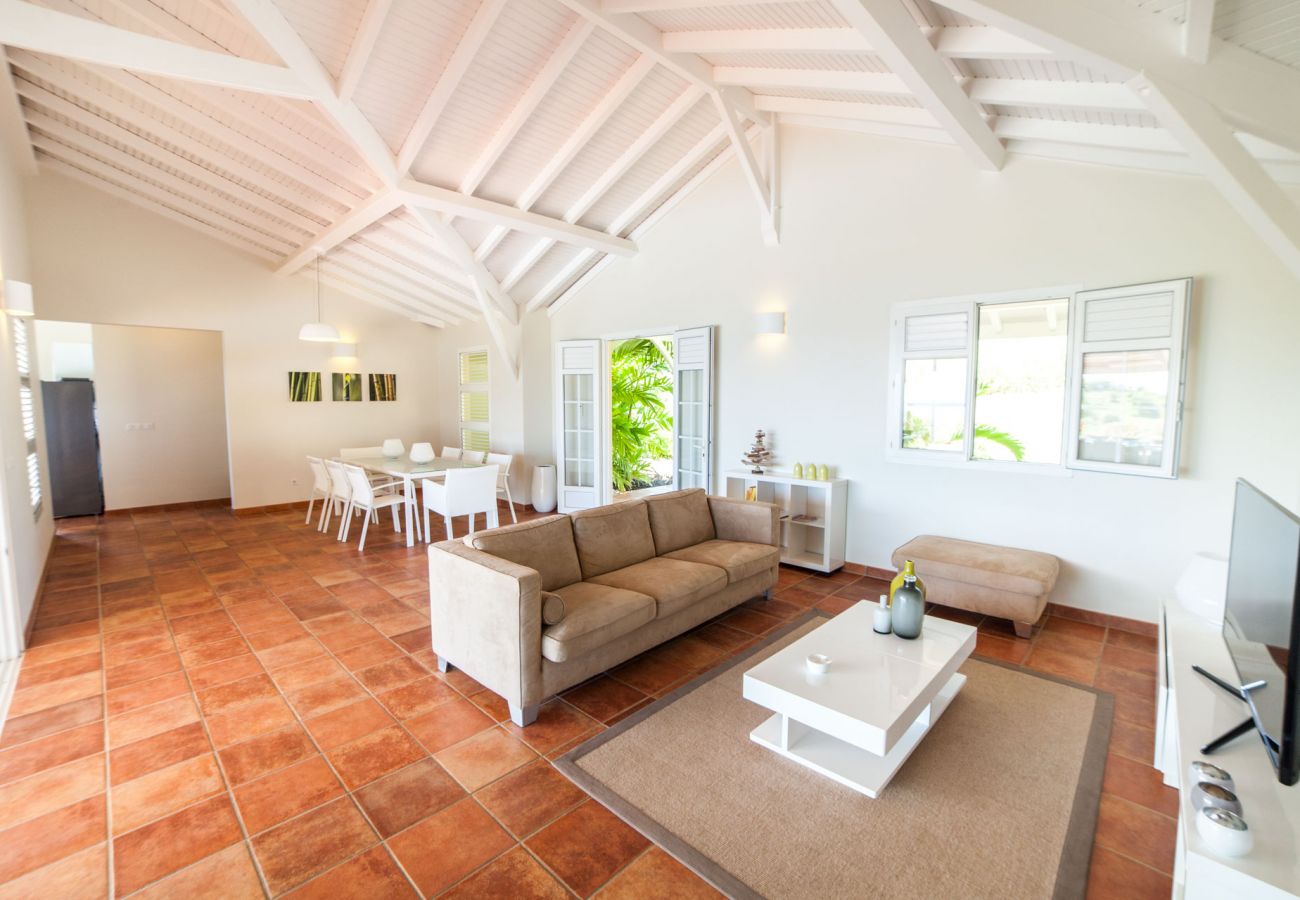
723;469;848;573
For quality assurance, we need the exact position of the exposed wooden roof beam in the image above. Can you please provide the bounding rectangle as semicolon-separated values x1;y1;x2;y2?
605;0;811;11
337;0;393;101
1182;0;1216;64
396;0;509;177
827;0;1003;170
1134;74;1300;281
277;192;402;274
939;0;1300;154
662;25;1048;60
0;0;311;98
753;95;936;127
413;210;519;324
714;90;778;244
400;179;637;256
0;53;36;176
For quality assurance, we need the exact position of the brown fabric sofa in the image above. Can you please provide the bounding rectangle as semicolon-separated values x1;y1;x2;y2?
428;489;780;726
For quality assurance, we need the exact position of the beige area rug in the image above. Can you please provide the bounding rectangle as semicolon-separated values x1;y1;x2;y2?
557;612;1112;900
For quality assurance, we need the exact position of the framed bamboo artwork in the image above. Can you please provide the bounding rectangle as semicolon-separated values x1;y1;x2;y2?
332;372;362;401
288;371;322;402
369;373;397;402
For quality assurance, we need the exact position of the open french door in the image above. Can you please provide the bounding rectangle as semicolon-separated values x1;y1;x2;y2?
672;326;714;491
555;340;603;513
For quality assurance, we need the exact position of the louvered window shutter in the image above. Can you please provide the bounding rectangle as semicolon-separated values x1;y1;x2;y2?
12;318;42;516
457;349;489;454
1067;279;1191;478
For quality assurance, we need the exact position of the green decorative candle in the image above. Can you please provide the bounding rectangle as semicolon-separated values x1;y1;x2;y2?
816;464;829;481
792;462;803;478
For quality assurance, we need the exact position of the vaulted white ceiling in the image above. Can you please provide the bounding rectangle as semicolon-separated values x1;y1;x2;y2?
2;0;1299;372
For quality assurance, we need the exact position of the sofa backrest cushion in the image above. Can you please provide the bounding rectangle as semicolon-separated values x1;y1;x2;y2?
570;500;657;579
643;488;716;555
467;515;581;591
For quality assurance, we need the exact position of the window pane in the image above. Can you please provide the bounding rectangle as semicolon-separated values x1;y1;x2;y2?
972;298;1068;464
461;429;490;453
902;358;966;452
1077;349;1170;468
458;350;488;385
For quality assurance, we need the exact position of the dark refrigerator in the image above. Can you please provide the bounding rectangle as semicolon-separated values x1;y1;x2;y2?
41;379;105;517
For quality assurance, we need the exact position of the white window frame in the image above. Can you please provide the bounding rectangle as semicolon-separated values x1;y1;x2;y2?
1065;278;1191;479
12;318;42;518
886;285;1079;476
457;346;490;454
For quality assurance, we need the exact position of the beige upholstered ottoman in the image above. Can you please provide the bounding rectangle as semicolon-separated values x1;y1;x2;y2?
891;536;1060;638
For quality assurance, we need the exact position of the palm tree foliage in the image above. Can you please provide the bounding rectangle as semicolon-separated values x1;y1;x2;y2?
610;338;673;492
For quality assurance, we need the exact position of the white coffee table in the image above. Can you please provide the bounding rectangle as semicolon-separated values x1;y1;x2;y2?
742;602;976;798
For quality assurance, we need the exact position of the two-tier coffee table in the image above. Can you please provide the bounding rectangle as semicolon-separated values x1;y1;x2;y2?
742;602;976;798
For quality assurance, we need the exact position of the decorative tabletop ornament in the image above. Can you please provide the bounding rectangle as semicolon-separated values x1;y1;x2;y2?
741;429;773;474
817;463;829;481
792;462;803;479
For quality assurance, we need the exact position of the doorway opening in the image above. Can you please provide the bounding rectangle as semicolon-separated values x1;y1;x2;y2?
609;336;673;502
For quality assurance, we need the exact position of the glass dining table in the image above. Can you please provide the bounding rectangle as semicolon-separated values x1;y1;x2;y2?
343;456;483;548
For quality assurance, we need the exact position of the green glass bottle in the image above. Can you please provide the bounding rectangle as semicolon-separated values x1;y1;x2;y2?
889;560;925;606
892;574;925;640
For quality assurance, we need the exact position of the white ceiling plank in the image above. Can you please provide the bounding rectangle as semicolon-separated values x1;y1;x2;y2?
826;0;1003;170
222;0;398;185
16;80;327;235
414;209;519;325
0;53;36;176
32;136;294;254
608;122;726;236
753;95;936;127
396;0;509;177
778;111;953;144
8;52;362;210
339;239;479;312
966;78;1145;112
278;191;402;274
992;116;1179;153
713;89;777;244
1134;74;1300;282
1181;0;1216;64
604;0;809;12
474;54;657;262
324;252;468;321
552;0;766;124
664;28;872;54
458;20;595;196
38;155;281;261
401;179;637;256
0;0;311;99
368;221;479;287
939;0;1300;154
714;67;908;94
316;265;450;325
337;0;394;101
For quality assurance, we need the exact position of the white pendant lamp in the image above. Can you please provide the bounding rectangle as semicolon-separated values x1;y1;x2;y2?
298;254;341;343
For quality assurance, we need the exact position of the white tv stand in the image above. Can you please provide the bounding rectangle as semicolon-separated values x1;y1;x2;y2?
1156;598;1300;899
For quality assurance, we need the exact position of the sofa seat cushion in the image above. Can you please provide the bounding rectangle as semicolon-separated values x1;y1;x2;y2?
541;582;655;664
467;515;581;592
570;501;657;579
663;540;780;585
588;557;727;618
643;488;716;555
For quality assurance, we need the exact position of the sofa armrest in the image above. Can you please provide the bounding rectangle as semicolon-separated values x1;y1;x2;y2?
427;540;544;709
707;496;780;546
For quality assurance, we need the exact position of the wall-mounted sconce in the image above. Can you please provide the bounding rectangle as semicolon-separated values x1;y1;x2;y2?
755;311;786;335
2;280;34;317
332;342;357;358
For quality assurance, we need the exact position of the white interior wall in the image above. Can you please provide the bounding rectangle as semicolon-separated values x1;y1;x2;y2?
34;320;92;382
0;128;51;635
25;173;443;509
546;125;1300;623
91;323;230;510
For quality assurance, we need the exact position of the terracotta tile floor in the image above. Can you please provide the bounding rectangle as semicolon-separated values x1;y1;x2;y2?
0;501;1177;898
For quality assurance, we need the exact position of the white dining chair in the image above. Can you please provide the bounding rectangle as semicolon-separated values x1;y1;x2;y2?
321;458;354;538
305;456;331;527
422;465;499;541
339;463;407;551
461;449;488;464
485;452;517;524
439;446;462;460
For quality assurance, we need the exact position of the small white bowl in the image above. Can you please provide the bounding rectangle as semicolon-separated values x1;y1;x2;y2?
1187;760;1234;792
806;653;831;675
1196;806;1253;857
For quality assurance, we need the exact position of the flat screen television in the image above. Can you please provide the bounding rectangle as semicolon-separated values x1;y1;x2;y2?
1219;479;1300;786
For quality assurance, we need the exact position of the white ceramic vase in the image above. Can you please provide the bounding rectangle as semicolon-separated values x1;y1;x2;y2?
382;438;404;459
532;464;557;513
409;442;435;464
